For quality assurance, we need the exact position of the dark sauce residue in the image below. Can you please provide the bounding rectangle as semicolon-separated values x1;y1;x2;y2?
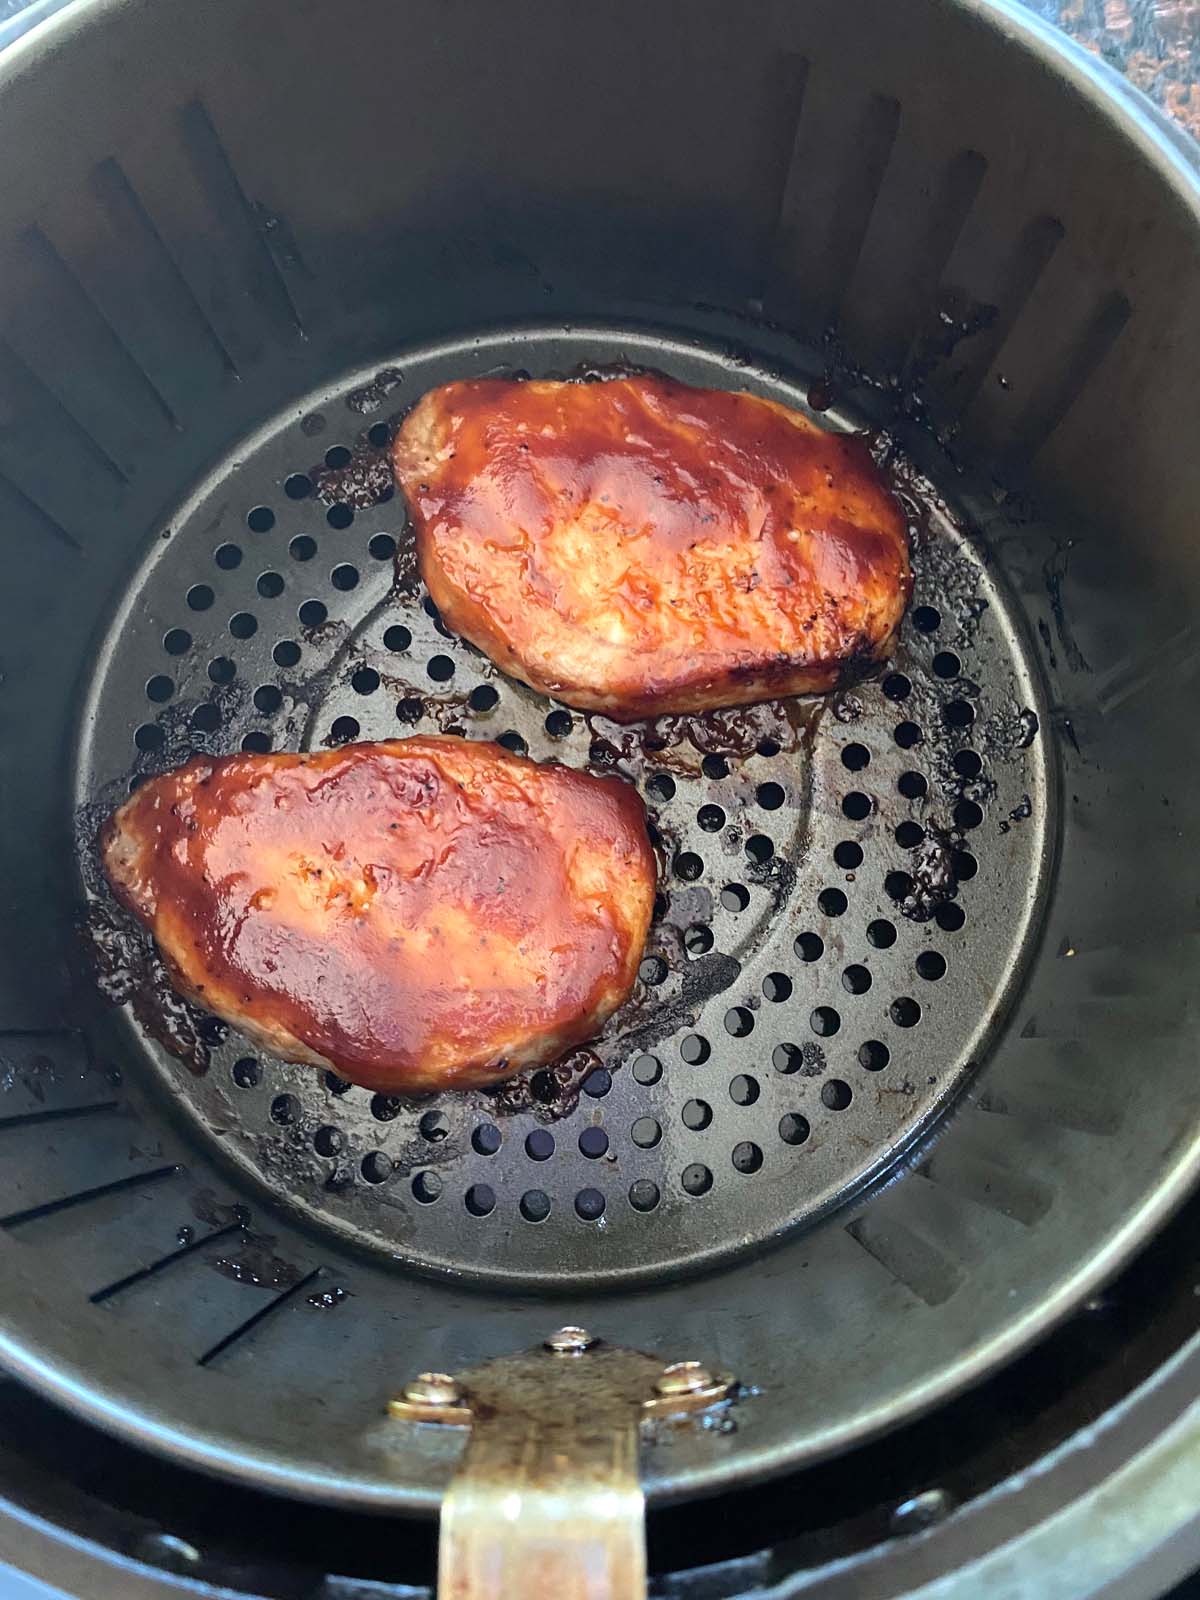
307;1285;351;1310
84;896;214;1075
210;1230;303;1291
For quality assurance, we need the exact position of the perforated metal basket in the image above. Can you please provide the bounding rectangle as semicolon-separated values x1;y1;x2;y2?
0;0;1199;1583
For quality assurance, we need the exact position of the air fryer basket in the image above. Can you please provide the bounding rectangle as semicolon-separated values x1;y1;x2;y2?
0;0;1199;1537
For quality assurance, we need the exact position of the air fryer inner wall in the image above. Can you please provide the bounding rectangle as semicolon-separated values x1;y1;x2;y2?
0;0;1198;1514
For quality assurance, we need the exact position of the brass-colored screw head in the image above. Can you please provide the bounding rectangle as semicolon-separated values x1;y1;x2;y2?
655;1360;713;1397
544;1325;596;1354
402;1371;462;1406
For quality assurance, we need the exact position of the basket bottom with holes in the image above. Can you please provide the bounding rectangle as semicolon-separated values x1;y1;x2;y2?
75;324;1052;1289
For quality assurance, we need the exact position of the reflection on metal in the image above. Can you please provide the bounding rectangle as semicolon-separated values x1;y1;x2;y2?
388;1334;736;1600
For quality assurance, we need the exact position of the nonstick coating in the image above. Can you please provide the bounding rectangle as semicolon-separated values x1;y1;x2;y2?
0;0;1198;1515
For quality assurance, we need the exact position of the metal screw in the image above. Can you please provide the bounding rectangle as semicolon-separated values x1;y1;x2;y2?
403;1371;462;1406
544;1325;595;1354
655;1360;713;1397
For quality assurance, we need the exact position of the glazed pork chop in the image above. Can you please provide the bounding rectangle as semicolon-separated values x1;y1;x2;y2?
393;373;910;721
102;737;655;1093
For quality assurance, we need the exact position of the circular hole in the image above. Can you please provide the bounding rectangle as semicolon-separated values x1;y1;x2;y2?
579;1126;609;1159
253;684;282;714
841;743;870;771
465;1183;495;1216
214;543;242;570
472;1123;502;1155
679;1034;710;1065
134;723;164;752
697;804;726;832
944;699;975;729
913;605;941;633
273;639;301;668
544;709;573;738
779;1112;810;1145
633;1054;662;1085
395;697;424;724
231;1057;260;1089
191;702;221;733
795;931;824;962
953;749;982;779
810;1005;841;1037
378;627;410;657
894;721;923;749
842;964;872;994
885;870;915;903
198;1016;228;1047
369;1093;401;1121
882;672;912;702
702;754;729;780
427;654;455;682
412;1171;442;1204
186;584;214;612
299;599;327;628
936;902;966;932
163;628;191;655
257;570;285;599
954;850;979;881
327;504;354;530
329;716;360;744
895;820;925;849
772;1043;803;1075
208;656;236;684
646;773;675;801
520;1189;551;1222
842;791;872;821
629;1179;660;1212
326;1073;353;1096
632;1116;662;1149
674;852;704;882
932;651;961;680
230;611;257;639
720;883;750;913
368;533;397;560
916;950;947;981
954;799;983;830
818;887;847;917
525;1128;554;1161
681;1164;713;1197
270;1093;300;1126
313;1125;343;1157
682;1098;712;1130
745;834;774;864
419;1109;451;1142
762;971;792;1002
146;674;174;703
867;918;897;948
290;537;318;567
468;684;498;712
246;506;275;533
729;1073;760;1106
859;1039;890;1071
724;1006;754;1037
324;445;351;469
732;1140;763;1174
242;732;272;754
584;1068;611;1098
898;770;928;799
891;996;922;1027
575;1188;606;1221
822;1078;852;1110
368;421;391;448
351;666;380;696
756;781;785;810
639;955;668;986
834;840;863;869
284;473;312;500
330;563;359;590
684;924;714;956
497;731;528;756
757;737;781;757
